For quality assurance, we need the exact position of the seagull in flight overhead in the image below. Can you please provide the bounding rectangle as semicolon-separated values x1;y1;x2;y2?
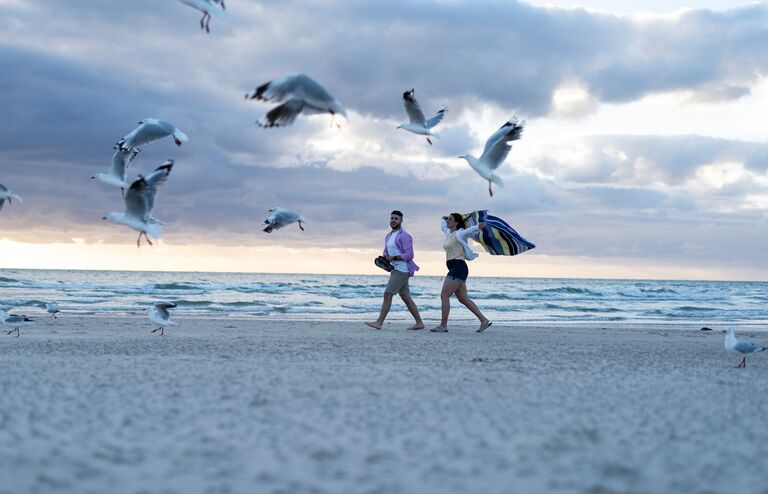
263;208;306;233
103;160;174;247
458;117;525;197
397;89;447;145
92;147;139;192
724;328;765;368
116;119;188;151
177;0;227;33
246;74;347;128
149;302;177;336
0;184;22;211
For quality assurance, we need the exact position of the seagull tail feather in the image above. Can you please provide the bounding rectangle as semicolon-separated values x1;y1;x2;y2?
145;223;164;240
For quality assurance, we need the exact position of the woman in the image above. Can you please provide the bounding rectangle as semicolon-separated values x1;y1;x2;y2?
431;213;493;333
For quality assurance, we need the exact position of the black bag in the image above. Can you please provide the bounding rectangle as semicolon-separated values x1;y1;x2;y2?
374;256;395;272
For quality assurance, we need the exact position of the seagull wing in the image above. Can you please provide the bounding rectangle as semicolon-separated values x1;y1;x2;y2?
154;302;176;318
143;161;174;217
259;99;306;127
426;107;447;129
479;118;525;170
118;121;171;150
109;148;137;180
734;339;764;354
402;89;426;126
250;74;336;108
124;177;151;222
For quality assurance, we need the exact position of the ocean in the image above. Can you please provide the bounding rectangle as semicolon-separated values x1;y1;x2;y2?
1;269;766;326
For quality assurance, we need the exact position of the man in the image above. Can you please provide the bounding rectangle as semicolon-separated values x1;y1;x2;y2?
366;210;425;330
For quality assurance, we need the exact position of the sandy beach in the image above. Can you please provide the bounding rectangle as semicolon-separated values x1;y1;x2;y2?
2;316;767;494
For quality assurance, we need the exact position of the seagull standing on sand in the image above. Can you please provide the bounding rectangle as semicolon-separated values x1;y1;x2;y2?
116;119;188;151
0;184;22;211
92;148;139;192
46;303;60;318
724;328;765;368
458;117;525;197
177;0;227;33
103;160;174;247
1;310;33;337
246;74;347;128
149;302;177;336
263;208;306;233
397;89;447;145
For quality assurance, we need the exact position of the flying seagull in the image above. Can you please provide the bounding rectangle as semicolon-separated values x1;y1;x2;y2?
177;0;227;33
103;160;174;247
397;89;447;145
246;74;347;128
116;119;188;151
46;303;60;319
724;328;765;368
263;207;306;233
92;147;139;192
0;184;22;211
149;302;177;336
1;310;33;337
458;117;525;197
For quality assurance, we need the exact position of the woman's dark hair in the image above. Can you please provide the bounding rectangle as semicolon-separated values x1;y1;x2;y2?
449;213;466;229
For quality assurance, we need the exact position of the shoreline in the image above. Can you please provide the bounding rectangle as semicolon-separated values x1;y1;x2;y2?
18;312;768;331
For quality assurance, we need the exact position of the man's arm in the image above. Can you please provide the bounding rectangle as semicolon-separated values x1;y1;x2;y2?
396;233;415;262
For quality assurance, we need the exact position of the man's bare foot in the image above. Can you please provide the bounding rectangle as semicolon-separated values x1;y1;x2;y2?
406;324;425;330
365;322;383;330
430;326;448;333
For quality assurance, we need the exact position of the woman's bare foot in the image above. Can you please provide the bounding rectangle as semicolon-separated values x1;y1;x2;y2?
477;320;492;333
365;321;383;330
430;326;448;333
406;323;425;330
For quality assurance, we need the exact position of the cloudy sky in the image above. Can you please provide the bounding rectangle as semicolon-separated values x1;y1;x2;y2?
1;0;766;280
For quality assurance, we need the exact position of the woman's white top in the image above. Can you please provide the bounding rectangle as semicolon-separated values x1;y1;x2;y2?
440;218;480;261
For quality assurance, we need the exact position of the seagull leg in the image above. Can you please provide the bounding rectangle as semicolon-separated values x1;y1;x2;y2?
488;181;494;197
737;357;746;368
151;326;162;334
299;222;304;231
199;13;205;30
205;13;211;33
137;232;143;248
145;233;154;246
426;136;432;145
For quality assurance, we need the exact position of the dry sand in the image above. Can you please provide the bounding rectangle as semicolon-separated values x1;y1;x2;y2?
1;316;767;494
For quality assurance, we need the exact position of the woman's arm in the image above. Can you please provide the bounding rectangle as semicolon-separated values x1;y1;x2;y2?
456;222;486;242
440;217;451;236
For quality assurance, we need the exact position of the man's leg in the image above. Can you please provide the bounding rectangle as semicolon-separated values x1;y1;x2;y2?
366;292;394;329
400;291;425;329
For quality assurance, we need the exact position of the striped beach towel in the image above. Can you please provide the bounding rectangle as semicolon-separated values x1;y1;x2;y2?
463;210;536;256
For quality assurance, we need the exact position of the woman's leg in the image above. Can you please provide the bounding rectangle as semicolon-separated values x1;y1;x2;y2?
455;282;490;324
437;279;462;328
